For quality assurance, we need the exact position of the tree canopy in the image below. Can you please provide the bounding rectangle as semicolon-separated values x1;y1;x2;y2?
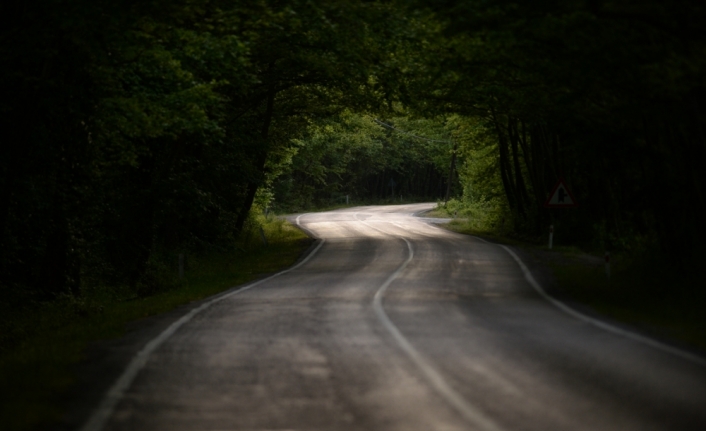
1;0;704;313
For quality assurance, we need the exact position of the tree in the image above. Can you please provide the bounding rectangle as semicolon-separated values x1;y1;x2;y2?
0;0;422;304
407;0;706;255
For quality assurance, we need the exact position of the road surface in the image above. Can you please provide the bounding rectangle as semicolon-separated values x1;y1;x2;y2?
81;204;706;431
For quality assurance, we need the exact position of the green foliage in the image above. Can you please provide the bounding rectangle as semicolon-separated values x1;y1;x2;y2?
436;198;513;236
0;0;410;309
406;0;706;260
276;112;384;209
274;111;457;210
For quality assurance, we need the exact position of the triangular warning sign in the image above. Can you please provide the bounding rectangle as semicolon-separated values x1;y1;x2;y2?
544;179;578;207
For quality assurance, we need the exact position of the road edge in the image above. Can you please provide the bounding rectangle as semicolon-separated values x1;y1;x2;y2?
75;216;325;431
420;217;706;367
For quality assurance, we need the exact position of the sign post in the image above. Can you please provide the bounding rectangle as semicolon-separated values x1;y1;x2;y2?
544;179;578;249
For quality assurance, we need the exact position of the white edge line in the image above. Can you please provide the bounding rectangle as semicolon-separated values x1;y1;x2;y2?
79;214;325;431
461;232;706;368
418;224;706;367
359;216;503;431
397;215;705;367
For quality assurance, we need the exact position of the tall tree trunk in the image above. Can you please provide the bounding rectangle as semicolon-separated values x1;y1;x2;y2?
235;63;277;234
491;110;519;213
507;118;530;217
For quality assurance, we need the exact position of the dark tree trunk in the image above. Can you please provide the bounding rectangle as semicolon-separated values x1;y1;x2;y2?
235;64;277;233
507;117;530;216
492;110;519;213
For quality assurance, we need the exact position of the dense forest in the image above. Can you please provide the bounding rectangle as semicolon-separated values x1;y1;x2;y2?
1;0;705;324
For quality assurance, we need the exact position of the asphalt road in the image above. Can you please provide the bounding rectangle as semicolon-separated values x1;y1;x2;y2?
81;203;706;431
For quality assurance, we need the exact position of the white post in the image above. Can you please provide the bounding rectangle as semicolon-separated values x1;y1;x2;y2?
605;251;610;280
549;224;554;249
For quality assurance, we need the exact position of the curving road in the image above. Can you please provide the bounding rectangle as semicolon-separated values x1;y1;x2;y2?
83;204;706;431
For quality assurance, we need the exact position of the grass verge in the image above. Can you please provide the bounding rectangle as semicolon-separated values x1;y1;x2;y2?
440;217;706;352
0;218;311;431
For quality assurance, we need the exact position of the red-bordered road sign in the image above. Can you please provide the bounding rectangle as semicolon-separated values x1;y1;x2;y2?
544;179;578;208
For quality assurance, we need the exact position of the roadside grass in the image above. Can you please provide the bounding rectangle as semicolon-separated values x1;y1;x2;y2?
545;251;706;350
440;217;706;352
422;209;448;219
0;217;311;431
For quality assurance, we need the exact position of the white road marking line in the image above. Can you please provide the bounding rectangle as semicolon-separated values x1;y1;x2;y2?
295;213;320;239
415;215;706;366
448;230;706;367
497;244;706;367
359;217;504;431
79;214;325;431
